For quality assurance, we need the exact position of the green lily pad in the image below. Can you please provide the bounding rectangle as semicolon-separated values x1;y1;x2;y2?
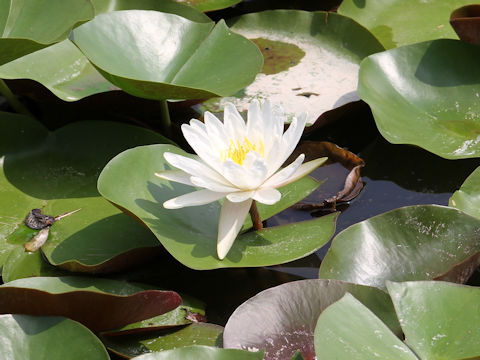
319;205;480;289
338;0;478;49
104;323;223;358
387;281;480;360
0;40;116;102
0;276;182;332
314;293;417;360
0;314;109;360
450;166;480;219
72;10;262;100
196;10;383;125
173;0;241;12
0;112;171;272
97;144;337;269
102;294;206;335
223;279;401;360
358;39;480;159
131;345;264;360
92;0;211;22
0;0;94;65
2;246;68;283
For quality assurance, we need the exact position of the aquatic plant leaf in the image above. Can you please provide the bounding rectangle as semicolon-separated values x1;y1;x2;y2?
0;0;94;65
450;5;480;45
223;279;400;360
0;112;169;272
98;144;338;270
92;0;211;22
102;294;206;335
319;205;480;289
104;323;223;358
387;281;480;360
450;166;480;219
314;294;417;360
358;39;480;159
338;0;478;49
131;345;264;360
196;10;383;125
171;0;241;12
72;10;262;100
0;276;181;332
0;314;109;360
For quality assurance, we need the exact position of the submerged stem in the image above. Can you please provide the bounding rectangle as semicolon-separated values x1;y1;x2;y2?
249;200;263;230
0;79;33;117
158;99;172;138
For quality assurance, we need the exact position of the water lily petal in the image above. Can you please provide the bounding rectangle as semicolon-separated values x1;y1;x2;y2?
179;126;225;172
221;152;268;189
263;153;305;188
205;111;228;149
191;176;238;193
163;189;226;209
188;118;207;133
246;99;263;141
253;187;281;205
217;198;252;259
267;157;327;188
155;170;194;186
227;190;254;202
224;102;246;141
164;152;230;186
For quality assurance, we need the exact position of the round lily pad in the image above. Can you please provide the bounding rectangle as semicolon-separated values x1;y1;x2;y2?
131;345;264;360
223;279;400;360
104;323;223;358
314;294;417;360
97;144;338;269
0;314;109;360
0;111;170;272
387;281;480;360
0;0;94;65
319;205;480;289
0;276;182;332
338;0;479;49
72;10;262;100
197;10;383;125
358;39;480;159
450;166;480;219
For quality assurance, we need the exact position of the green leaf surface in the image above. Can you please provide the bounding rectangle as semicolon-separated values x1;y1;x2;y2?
319;205;480;290
174;0;241;12
105;323;223;358
98;144;337;269
358;39;480;159
387;281;480;360
0;40;115;101
0;276;182;332
2;246;68;283
92;0;211;22
0;314;109;360
198;10;383;125
103;294;206;335
72;10;262;100
0;0;94;65
338;0;478;49
314;293;417;360
131;345;264;360
450;166;480;219
0;112;170;272
223;279;401;360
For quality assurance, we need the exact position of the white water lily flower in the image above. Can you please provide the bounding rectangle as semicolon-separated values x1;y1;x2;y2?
155;100;326;260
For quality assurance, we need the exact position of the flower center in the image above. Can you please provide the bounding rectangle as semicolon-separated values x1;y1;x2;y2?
222;137;264;165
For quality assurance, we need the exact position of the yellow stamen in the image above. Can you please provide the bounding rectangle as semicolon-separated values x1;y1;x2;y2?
221;137;264;165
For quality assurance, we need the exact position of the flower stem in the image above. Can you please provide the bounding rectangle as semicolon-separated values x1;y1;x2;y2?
0;79;33;117
158;99;172;138
249;200;263;230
